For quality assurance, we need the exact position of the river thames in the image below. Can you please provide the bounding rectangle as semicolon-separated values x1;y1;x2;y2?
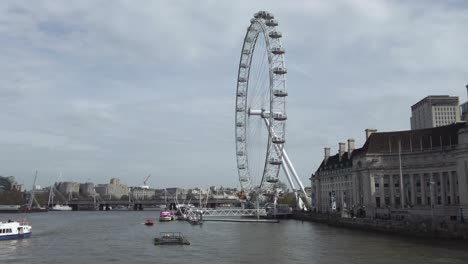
1;211;467;264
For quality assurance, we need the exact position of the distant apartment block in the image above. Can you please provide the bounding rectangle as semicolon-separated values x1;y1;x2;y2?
410;95;460;130
95;178;128;200
0;176;23;192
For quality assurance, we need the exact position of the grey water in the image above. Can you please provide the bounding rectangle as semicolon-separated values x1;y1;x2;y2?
1;211;467;264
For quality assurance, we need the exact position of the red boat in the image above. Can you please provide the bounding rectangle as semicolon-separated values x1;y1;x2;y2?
144;219;154;226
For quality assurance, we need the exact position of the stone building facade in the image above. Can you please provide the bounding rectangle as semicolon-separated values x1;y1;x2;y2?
95;178;128;200
313;123;468;221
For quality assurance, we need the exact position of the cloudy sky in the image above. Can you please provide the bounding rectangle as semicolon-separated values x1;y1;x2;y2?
1;0;468;189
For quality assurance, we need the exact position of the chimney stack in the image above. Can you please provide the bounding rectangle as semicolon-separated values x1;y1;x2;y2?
365;129;377;140
347;139;355;158
324;147;330;164
338;142;346;161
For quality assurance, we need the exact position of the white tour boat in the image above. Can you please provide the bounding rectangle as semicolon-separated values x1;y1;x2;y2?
159;211;173;221
0;220;32;240
50;204;73;211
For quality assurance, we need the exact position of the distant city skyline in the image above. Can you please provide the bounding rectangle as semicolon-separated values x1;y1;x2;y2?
1;1;468;189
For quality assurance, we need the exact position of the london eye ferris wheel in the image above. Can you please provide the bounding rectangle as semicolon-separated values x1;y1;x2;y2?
235;11;311;209
235;11;289;204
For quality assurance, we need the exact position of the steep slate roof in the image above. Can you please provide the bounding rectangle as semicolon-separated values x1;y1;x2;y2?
316;151;354;173
360;122;466;154
315;122;467;174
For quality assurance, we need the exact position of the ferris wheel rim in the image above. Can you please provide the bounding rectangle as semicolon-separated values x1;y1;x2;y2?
235;11;287;197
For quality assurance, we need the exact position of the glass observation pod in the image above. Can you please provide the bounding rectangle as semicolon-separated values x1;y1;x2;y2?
265;176;279;183
273;89;288;97
238;164;246;170
240;176;248;182
250;18;256;23
240;63;248;68
237;91;246;97
271;47;285;55
273;67;287;74
242;49;251;55
266;19;278;27
238;77;247;83
236;136;245;142
273;112;287;121
269;158;282;165
237;151;245;156
236;122;244;127
245;36;253;42
269;31;282;39
264;12;274;20
256;11;274;19
236;107;245;112
272;136;285;144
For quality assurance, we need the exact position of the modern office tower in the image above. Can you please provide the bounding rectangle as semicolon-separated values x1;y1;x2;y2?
410;95;460;130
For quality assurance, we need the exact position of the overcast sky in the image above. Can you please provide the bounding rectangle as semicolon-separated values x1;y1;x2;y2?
1;0;468;189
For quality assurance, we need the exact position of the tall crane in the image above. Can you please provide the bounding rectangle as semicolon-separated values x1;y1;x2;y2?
141;174;151;189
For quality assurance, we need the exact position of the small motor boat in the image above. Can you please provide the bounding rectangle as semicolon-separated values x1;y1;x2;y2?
144;219;154;226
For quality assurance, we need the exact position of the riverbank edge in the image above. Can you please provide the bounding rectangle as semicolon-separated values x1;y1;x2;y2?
292;212;468;240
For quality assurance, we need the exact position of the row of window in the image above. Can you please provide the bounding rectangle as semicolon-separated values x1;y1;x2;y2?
375;195;460;208
435;106;456;112
0;228;12;234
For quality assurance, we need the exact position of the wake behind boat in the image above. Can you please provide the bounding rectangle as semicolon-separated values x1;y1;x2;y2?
0;220;32;240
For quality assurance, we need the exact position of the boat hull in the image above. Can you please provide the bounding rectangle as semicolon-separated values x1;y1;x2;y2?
159;216;172;222
0;233;31;240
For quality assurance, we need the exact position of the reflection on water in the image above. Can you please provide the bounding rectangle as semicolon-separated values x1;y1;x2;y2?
0;237;31;262
1;212;467;264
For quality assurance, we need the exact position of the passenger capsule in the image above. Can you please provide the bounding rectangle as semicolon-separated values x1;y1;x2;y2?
236;122;244;127
273;112;287;121
272;136;285;144
237;91;246;97
269;158;282;165
240;63;249;68
269;31;282;39
273;89;288;97
266;176;279;183
271;47;285;55
236;107;245;112
273;67;287;74
238;77;247;83
242;49;251;55
264;12;274;20
240;176;248;182
238;164;246;170
265;19;278;27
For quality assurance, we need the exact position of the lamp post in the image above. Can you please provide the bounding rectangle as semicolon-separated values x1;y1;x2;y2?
429;181;435;229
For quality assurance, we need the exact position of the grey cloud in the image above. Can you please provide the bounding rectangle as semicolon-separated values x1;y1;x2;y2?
0;0;467;189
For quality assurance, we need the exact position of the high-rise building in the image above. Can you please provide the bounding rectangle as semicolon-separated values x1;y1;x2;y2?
460;84;468;122
410;95;460;130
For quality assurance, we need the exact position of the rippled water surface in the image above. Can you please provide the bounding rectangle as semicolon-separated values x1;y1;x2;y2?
1;211;467;264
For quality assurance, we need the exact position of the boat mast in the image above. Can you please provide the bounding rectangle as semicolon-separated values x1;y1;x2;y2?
28;171;38;210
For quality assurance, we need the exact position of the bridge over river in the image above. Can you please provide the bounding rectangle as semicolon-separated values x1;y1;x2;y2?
66;198;242;211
